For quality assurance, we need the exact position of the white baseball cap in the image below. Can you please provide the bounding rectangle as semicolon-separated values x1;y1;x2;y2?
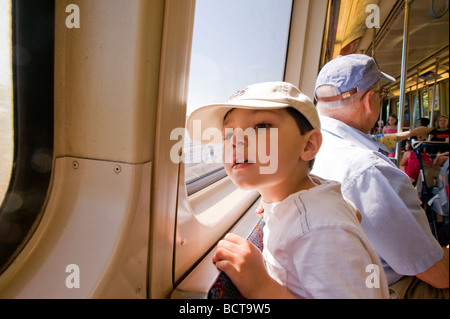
186;81;320;145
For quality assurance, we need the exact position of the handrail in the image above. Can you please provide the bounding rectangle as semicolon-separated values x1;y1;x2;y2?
395;0;414;164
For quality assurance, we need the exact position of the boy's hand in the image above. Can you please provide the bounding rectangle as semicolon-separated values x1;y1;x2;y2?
212;233;268;298
212;233;294;299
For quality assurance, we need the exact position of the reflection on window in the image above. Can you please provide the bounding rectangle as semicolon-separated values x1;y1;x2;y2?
185;0;292;185
0;0;13;205
422;90;429;115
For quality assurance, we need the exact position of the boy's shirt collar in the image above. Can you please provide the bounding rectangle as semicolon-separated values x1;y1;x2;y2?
260;200;278;217
258;176;330;217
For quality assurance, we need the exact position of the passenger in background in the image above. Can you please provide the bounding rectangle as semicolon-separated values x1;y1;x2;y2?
382;113;398;157
370;122;432;156
371;120;384;135
430;115;449;166
407;116;448;166
434;151;449;167
400;138;432;185
187;81;389;299
429;115;449;142
417;117;430;128
383;113;398;134
312;54;449;299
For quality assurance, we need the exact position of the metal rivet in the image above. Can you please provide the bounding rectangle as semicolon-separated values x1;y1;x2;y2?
72;161;79;169
114;164;121;173
135;284;142;294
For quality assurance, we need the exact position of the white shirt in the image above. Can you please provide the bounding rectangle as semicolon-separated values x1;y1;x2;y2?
262;175;389;299
312;115;443;285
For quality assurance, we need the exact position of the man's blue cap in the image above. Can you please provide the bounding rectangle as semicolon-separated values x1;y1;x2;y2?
314;54;395;102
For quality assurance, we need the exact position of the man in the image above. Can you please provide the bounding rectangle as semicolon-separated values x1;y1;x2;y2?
311;54;449;299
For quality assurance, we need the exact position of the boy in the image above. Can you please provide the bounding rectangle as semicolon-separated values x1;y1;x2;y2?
186;82;388;298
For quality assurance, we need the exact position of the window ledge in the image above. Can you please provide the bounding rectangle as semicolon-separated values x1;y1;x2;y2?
171;199;262;299
174;176;260;282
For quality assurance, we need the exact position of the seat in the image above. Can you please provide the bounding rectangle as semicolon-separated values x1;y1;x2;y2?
413;141;449;245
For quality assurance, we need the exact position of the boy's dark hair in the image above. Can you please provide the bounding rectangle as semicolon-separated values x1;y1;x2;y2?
285;107;315;170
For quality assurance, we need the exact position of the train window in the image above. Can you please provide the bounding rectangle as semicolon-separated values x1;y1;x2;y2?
0;0;54;274
184;0;293;194
423;90;430;115
0;0;13;206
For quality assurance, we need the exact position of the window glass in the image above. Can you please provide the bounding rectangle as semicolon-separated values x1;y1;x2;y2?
184;0;292;185
0;0;54;273
422;90;429;116
0;0;13;205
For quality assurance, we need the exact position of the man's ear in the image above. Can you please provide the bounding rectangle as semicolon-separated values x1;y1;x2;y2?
299;129;322;162
361;89;375;113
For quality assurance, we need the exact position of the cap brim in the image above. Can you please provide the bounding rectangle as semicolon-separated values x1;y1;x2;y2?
380;71;395;82
186;100;290;144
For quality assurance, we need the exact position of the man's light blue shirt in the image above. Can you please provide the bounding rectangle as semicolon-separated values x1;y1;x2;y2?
312;115;443;285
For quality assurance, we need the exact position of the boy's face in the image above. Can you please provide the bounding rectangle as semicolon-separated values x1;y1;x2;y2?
222;108;309;192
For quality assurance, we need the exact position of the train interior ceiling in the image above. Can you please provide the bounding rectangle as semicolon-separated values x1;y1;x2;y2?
324;0;449;125
0;0;448;299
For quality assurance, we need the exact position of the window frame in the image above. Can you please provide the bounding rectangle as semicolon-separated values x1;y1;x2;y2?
0;0;54;275
186;166;227;196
